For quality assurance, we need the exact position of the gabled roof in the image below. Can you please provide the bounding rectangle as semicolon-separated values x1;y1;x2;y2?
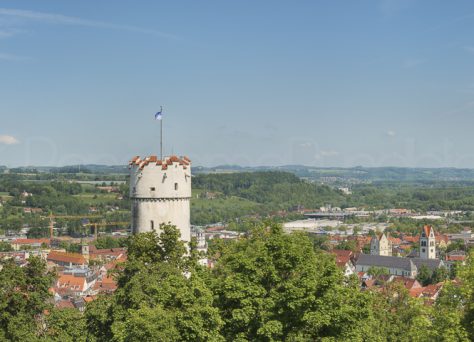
13;238;50;245
56;300;75;309
388;237;402;245
411;258;444;271
57;274;87;291
330;249;353;268
446;255;466;262
422;225;434;238
393;276;421;290
356;254;416;271
403;235;419;243
48;251;86;265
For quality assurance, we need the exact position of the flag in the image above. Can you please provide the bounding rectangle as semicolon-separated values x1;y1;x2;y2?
155;109;163;120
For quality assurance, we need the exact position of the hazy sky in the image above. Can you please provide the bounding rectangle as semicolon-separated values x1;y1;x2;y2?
1;1;474;168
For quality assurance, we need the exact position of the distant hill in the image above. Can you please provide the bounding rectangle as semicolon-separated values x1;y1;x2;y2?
194;165;474;184
9;165;129;175
7;164;474;183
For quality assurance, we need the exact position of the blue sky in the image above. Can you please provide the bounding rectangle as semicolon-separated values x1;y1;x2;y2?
1;1;474;168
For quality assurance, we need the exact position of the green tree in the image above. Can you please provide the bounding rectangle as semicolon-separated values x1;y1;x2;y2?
416;265;432;286
94;236;126;249
211;223;378;341
0;241;13;252
432;282;469;341
459;250;474;340
431;266;449;284
367;266;389;278
44;308;87;341
371;282;434;342
0;256;55;341
86;225;223;341
335;239;358;252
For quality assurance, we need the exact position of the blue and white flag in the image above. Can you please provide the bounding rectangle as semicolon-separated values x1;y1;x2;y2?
155;109;163;120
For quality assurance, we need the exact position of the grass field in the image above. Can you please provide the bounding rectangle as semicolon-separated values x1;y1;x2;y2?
0;192;13;201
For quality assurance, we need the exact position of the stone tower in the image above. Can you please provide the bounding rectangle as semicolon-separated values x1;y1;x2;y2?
370;232;392;256
419;225;436;259
129;155;192;242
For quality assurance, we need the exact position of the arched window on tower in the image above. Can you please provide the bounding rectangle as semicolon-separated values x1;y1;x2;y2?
174;183;178;191
151;220;154;230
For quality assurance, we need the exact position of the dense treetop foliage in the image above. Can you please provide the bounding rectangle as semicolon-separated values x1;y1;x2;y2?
0;223;473;341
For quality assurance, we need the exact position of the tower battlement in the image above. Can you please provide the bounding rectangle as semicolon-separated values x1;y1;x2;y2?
129;155;192;241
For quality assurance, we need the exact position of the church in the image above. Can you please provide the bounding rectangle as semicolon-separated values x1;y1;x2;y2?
355;225;444;279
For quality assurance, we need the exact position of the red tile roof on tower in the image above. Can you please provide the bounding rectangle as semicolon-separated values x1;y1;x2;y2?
423;225;433;237
130;155;192;170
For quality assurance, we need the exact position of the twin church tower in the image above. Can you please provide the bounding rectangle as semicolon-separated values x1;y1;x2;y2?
371;225;436;259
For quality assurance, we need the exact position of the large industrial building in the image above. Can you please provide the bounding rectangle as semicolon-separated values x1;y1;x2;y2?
129;155;192;242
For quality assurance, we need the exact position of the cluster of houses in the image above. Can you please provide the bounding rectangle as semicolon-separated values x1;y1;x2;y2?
0;237;126;311
330;225;468;303
47;244;126;310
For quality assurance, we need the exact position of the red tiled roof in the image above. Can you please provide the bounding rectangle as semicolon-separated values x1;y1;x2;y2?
446;255;466;262
422;283;443;298
83;295;96;303
57;274;87;291
388;237;402;245
130;155;191;171
423;225;433;237
393;276;421;290
403;235;419;243
330;249;353;267
13;238;50;245
56;300;75;309
363;279;376;288
94;275;117;292
436;234;449;244
47;251;86;265
409;287;424;298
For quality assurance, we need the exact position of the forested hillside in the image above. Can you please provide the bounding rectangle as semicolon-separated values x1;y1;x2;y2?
191;172;345;225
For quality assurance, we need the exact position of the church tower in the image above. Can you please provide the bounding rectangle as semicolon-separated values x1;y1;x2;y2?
129;155;192;243
419;225;436;259
370;232;392;256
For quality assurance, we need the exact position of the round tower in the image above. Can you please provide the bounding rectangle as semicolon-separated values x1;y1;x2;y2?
129;155;192;242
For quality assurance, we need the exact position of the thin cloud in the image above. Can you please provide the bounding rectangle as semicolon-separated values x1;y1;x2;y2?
387;130;396;137
320;150;339;157
464;46;474;54
0;135;19;145
402;58;424;68
0;8;176;39
0;52;31;61
314;150;339;160
0;28;19;38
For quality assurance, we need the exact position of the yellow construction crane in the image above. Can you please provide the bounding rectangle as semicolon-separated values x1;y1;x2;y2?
41;213;103;239
83;221;130;239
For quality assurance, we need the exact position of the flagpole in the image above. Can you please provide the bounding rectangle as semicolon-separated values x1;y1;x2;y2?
160;106;163;160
